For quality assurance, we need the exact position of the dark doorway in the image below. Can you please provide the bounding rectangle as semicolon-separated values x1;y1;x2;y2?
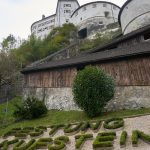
78;28;87;39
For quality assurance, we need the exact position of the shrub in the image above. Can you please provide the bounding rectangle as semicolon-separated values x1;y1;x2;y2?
120;131;127;146
15;133;27;138
93;131;116;149
93;141;113;148
137;130;150;142
64;123;83;134
13;140;25;149
132;130;138;145
13;139;36;150
29;131;43;137
23;127;34;130
90;121;102;131
13;97;48;120
103;118;124;129
49;124;64;136
48;136;69;150
0;139;19;150
3;130;17;138
75;134;93;149
98;132;116;137
73;66;115;117
81;122;90;132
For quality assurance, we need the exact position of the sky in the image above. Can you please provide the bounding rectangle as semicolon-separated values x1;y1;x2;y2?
0;0;127;42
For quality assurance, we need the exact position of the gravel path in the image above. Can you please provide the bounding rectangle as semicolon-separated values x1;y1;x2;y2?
1;115;150;150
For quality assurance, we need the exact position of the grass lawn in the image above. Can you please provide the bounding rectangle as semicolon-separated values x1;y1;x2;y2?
0;97;150;136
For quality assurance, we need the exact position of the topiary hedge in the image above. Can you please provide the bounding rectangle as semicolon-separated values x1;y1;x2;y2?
73;66;115;117
103;118;124;129
75;134;93;149
120;131;127;147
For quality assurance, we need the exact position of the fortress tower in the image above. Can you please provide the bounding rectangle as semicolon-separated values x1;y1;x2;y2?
55;0;80;27
119;0;150;35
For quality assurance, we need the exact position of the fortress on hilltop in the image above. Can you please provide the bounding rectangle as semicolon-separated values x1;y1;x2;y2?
31;0;120;39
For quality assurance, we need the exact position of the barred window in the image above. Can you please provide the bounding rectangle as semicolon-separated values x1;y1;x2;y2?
92;3;97;8
64;4;71;7
103;3;107;7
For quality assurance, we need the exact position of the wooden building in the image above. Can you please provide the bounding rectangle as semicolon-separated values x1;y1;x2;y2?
22;24;150;111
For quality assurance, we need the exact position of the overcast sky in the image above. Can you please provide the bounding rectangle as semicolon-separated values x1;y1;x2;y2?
0;0;126;42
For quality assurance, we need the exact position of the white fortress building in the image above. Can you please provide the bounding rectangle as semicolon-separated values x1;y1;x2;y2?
119;0;150;35
31;0;120;39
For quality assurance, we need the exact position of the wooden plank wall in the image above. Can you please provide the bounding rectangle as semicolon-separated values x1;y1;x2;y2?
24;68;77;88
97;56;150;86
24;56;150;88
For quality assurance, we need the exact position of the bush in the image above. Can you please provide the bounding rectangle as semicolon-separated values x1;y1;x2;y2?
75;134;93;149
132;130;138;145
103;118;124;129
93;131;116;149
73;66;114;117
120;131;127;146
49;124;64;136
64;123;83;134
13;97;48;120
48;136;69;150
13;139;36;150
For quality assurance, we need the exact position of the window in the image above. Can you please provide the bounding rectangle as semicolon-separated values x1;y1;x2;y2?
92;3;97;8
113;5;116;10
104;11;110;17
83;6;86;11
80;17;82;20
64;4;71;7
99;21;103;25
144;32;150;41
103;3;107;7
66;19;69;23
64;10;71;13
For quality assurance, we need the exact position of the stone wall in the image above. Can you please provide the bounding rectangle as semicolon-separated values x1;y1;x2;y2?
23;86;150;112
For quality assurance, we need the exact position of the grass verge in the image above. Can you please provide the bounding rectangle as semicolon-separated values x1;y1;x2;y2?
0;98;150;136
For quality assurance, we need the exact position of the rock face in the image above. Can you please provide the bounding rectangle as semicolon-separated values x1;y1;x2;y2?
24;86;150;112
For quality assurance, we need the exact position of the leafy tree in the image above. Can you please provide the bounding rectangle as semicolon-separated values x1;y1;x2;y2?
73;66;115;117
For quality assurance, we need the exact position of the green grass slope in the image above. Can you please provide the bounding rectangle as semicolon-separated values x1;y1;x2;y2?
0;97;150;136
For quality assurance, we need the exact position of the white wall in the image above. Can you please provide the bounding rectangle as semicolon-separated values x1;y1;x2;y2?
55;0;79;27
120;0;150;35
31;15;55;39
71;2;120;30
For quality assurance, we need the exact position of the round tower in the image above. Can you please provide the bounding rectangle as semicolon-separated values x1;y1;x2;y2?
119;0;150;35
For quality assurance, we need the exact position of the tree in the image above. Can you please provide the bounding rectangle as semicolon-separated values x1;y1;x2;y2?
73;66;115;117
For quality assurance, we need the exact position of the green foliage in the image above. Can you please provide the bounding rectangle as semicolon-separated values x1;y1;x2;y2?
49;124;64;136
13;97;48;120
120;131;127;146
0;139;18;150
79;31;118;51
64;123;83;134
93;141;113;148
73;66;115;117
75;134;93;149
103;118;124;129
98;132;116;137
132;130;138;145
89;121;102;131
137;130;150;142
13;139;36;150
15;133;27;138
48;136;69;150
13;23;77;66
29;130;43;137
93;131;116;149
